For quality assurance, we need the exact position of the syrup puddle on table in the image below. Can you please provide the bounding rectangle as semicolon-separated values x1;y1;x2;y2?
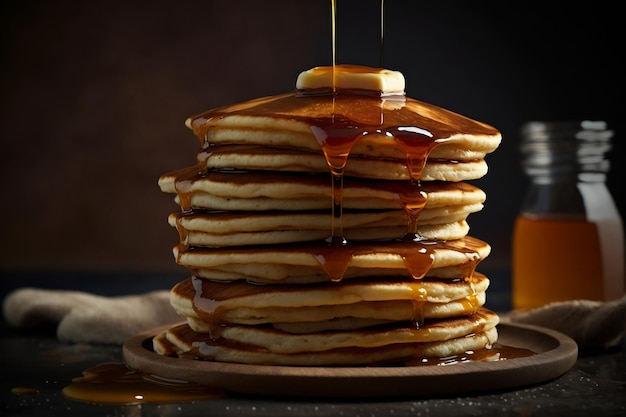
60;343;534;405
61;362;226;405
10;386;39;395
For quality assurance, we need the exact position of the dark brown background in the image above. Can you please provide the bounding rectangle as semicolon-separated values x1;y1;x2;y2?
1;1;622;283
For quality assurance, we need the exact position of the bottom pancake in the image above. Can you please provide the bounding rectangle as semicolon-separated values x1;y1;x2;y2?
153;309;499;366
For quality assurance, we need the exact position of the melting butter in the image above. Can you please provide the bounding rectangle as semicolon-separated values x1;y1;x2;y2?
296;64;405;95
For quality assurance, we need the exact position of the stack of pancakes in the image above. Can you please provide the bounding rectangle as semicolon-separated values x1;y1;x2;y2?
153;65;502;366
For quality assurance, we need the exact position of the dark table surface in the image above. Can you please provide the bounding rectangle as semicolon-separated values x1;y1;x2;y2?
1;270;625;417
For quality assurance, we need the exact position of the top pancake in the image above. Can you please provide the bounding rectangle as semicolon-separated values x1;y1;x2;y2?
183;92;501;182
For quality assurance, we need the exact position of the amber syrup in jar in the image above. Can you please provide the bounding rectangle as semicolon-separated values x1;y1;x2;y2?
512;121;625;310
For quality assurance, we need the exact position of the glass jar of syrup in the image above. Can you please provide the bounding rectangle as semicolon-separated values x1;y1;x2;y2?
512;120;625;310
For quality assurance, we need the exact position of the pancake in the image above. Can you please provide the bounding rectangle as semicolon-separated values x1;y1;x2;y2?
153;310;499;366
172;217;472;247
169;274;489;329
174;236;491;284
159;168;486;210
185;94;501;166
159;170;486;211
193;309;498;353
193;144;489;181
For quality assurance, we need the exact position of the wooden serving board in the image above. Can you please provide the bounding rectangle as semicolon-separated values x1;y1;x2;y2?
123;323;578;398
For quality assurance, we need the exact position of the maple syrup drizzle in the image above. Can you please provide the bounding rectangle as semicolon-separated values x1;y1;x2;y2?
331;0;337;93
191;275;226;339
379;0;385;68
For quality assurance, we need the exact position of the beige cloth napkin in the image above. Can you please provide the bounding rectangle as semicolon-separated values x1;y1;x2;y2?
2;288;181;344
500;296;626;349
3;287;625;348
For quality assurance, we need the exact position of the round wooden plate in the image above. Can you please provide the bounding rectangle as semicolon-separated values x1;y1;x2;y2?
123;322;578;398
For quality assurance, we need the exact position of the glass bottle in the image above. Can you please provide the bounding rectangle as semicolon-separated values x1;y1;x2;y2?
512;120;624;310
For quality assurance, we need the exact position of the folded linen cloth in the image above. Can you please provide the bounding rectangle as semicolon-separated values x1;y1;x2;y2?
2;288;181;344
2;287;625;349
500;296;626;350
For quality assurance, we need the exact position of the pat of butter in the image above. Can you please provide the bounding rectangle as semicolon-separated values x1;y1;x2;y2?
296;65;405;95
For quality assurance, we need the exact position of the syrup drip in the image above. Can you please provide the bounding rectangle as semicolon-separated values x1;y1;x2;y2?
173;176;194;213
310;121;359;244
191;275;225;339
197;135;214;173
410;299;425;326
393;128;443;238
184;238;457;284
